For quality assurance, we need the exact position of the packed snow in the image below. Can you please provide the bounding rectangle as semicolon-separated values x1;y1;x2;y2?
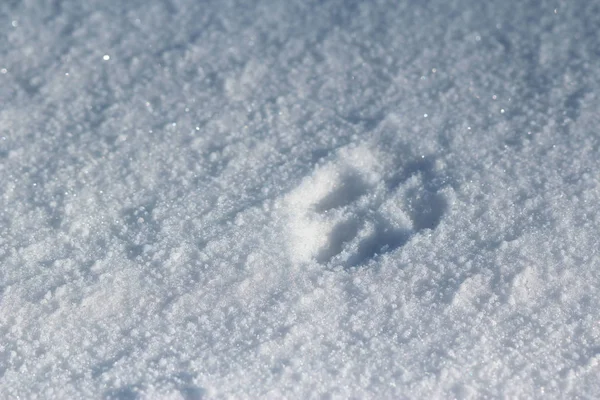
1;0;600;398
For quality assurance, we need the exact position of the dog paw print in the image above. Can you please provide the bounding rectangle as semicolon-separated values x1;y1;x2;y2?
282;143;448;268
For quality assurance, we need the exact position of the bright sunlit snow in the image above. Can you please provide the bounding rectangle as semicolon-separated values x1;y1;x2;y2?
1;0;600;398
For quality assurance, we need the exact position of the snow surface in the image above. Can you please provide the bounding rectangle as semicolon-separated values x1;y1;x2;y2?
1;0;600;398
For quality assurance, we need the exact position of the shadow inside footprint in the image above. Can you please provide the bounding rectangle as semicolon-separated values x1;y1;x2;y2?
405;189;447;231
315;219;360;264
314;171;369;212
386;157;436;192
346;218;411;268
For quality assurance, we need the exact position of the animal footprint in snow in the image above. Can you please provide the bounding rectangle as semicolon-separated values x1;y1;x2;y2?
282;143;448;267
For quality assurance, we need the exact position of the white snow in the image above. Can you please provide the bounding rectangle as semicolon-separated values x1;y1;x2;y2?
1;0;600;398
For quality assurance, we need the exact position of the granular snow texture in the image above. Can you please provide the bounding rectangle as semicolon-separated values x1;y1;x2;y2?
1;0;600;398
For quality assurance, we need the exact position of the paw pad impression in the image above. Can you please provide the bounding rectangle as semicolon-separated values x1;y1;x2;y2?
282;143;448;268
